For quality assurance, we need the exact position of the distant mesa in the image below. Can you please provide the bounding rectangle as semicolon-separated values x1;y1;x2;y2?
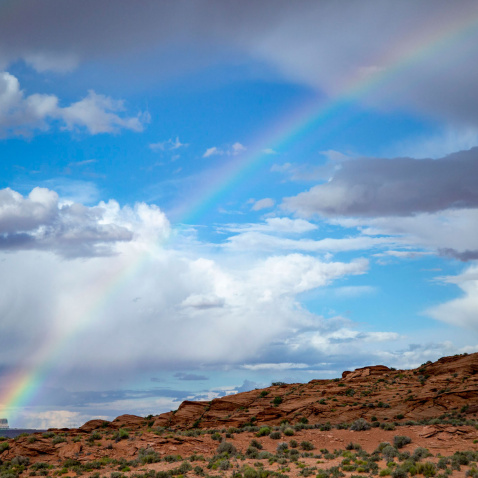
0;418;8;429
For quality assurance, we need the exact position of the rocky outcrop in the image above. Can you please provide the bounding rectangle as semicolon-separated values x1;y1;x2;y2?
152;352;478;430
1;352;477;469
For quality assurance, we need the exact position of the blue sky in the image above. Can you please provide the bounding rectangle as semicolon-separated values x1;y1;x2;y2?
0;0;478;429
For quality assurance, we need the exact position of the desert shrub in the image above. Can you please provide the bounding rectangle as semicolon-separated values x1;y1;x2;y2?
258;451;273;460
211;432;222;441
375;442;392;453
90;431;102;441
178;461;193;473
27;436;37;444
289;439;298;448
320;422;332;431
194;466;204;476
52;436;67;445
412;448;431;461
217;459;230;470
415;462;436;477
350;418;370;431
164;455;182;463
277;442;289;453
394;436;412;449
300;441;314;451
250;439;263;449
382;446;398;462
260;391;269;398
283;427;295;436
437;458;449;470
381;423;396;431
216;441;237;455
138;448;161;464
272;397;283;406
270;431;282;439
11;456;30;466
245;447;258;458
0;442;9;452
256;427;271;437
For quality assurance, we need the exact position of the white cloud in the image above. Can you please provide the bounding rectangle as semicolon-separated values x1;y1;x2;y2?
203;146;221;158
17;410;96;429
251;197;275;211
390;126;478;159
426;264;478;331
231;142;246;154
0;72;148;136
61;90;148;134
224;230;396;253
203;142;246;158
150;137;188;151
222;217;318;235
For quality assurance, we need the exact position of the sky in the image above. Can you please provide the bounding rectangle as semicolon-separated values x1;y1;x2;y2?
0;0;478;429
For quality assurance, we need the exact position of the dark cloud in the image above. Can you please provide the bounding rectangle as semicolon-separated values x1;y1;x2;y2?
1;1;478;125
0;187;134;257
439;248;478;261
174;372;209;381
283;148;478;217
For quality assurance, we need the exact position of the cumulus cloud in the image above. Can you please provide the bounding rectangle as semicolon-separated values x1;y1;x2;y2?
0;72;147;136
283;148;478;218
0;187;169;257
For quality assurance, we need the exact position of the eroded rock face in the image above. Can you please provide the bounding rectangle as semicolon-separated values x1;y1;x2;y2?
79;419;110;433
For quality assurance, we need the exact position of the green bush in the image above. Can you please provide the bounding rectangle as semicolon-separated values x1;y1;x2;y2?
272;397;283;406
270;431;282;439
283;427;295;436
0;442;9;452
415;462;436;477
52;435;67;445
256;427;271;437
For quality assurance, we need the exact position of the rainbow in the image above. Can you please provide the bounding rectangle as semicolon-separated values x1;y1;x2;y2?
1;7;478;426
